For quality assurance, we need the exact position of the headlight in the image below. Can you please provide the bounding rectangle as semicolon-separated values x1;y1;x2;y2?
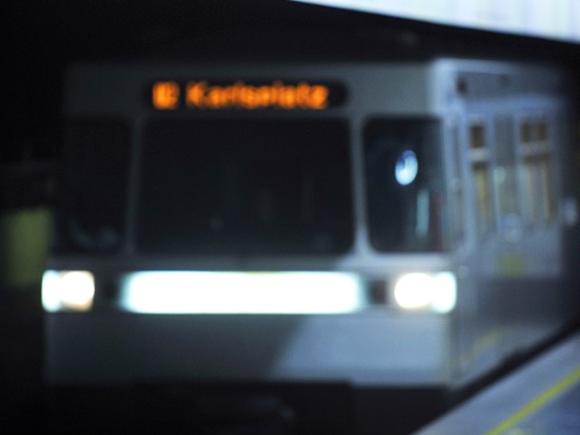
119;271;365;314
42;270;95;312
392;272;456;313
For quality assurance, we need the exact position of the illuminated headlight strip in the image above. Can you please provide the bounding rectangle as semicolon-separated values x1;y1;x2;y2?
119;271;366;314
42;270;96;312
392;272;457;313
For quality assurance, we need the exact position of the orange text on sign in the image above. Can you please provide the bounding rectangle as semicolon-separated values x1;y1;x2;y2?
185;81;329;110
152;81;180;110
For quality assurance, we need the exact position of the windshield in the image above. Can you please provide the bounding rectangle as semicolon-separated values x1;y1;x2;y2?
364;118;445;252
137;118;353;255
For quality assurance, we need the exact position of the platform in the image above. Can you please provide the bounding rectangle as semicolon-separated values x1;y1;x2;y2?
417;332;580;434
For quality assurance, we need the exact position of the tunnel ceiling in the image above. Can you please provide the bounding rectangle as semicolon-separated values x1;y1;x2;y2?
5;0;580;164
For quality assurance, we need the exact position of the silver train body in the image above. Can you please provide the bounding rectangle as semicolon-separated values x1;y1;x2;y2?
44;59;579;389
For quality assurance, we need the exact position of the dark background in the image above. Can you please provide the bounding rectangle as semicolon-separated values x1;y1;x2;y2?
3;0;580;432
5;0;580;171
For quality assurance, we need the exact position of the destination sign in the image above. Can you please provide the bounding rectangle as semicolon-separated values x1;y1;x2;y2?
151;80;344;110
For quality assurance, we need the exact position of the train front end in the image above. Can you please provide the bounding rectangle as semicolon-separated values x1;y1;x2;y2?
43;61;479;388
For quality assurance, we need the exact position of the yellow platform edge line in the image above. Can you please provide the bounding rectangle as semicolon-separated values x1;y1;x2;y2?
486;366;580;435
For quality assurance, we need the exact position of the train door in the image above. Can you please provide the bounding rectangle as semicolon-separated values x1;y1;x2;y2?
445;117;476;382
491;113;528;359
514;112;564;347
448;113;503;383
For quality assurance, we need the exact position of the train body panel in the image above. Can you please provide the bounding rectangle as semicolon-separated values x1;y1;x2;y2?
45;311;451;386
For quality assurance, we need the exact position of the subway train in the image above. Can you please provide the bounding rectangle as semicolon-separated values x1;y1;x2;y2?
42;58;579;392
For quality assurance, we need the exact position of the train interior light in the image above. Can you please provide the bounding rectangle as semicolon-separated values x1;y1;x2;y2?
41;270;95;312
395;149;418;186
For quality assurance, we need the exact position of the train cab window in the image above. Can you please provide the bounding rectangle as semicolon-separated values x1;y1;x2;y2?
364;118;445;252
137;118;353;255
56;118;131;253
519;117;555;225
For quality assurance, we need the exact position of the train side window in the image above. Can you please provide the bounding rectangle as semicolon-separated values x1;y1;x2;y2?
494;115;520;222
538;120;548;142
522;156;555;224
521;117;548;145
469;122;485;149
472;162;494;236
450;125;464;245
519;117;555;225
468;120;494;237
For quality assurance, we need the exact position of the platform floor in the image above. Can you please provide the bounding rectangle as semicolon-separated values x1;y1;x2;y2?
417;332;580;434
